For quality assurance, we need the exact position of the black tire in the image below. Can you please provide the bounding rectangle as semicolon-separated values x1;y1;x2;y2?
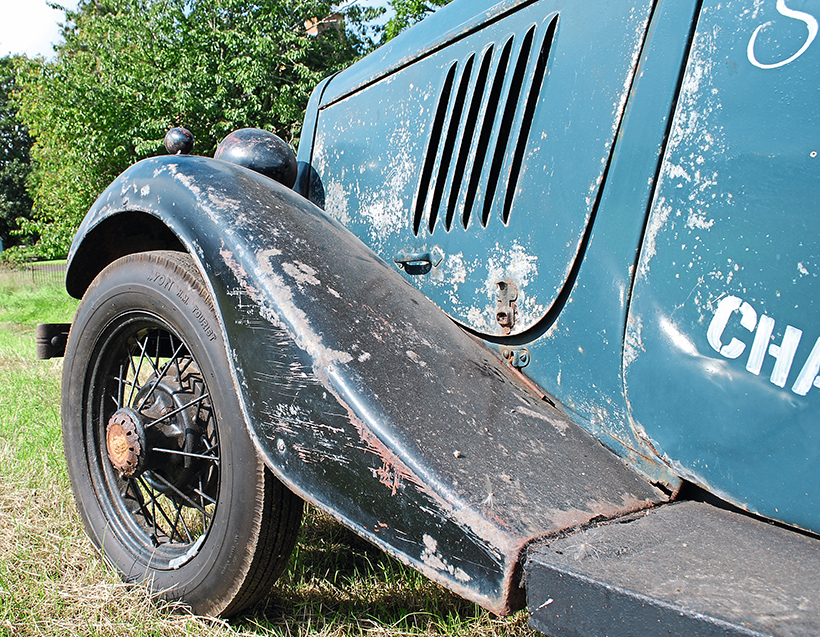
62;250;302;617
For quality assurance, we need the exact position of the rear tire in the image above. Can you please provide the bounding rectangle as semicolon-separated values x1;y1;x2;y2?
62;250;302;617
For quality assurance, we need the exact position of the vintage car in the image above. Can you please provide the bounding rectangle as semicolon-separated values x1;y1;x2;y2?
38;0;820;634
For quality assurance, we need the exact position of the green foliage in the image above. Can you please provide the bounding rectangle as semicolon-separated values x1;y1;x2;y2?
15;0;384;258
0;55;34;251
383;0;453;41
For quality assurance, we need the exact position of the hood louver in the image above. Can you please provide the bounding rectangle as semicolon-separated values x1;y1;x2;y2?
413;15;558;236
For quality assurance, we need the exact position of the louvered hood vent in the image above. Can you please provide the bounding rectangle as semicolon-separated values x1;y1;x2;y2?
413;15;558;236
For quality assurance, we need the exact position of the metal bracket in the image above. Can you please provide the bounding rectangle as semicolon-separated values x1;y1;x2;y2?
495;281;518;334
501;346;530;369
36;323;71;359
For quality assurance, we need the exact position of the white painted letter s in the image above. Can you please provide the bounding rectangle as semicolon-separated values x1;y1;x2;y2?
748;0;818;69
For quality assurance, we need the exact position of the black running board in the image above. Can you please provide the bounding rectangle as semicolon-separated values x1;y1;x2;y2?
525;500;820;636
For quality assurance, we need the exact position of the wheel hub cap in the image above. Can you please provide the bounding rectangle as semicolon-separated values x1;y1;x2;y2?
106;409;144;477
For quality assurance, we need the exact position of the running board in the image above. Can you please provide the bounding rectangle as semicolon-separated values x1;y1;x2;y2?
525;500;820;636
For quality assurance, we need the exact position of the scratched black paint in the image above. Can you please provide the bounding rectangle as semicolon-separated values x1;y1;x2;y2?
66;155;665;613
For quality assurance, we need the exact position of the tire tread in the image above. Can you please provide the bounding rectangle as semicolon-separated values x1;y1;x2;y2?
64;250;303;618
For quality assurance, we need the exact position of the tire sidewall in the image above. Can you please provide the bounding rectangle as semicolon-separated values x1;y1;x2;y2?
62;252;262;613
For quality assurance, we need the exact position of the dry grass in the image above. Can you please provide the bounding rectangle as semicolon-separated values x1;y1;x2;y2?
0;281;539;637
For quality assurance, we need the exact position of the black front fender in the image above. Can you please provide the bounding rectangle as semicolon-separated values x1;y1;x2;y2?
67;155;665;613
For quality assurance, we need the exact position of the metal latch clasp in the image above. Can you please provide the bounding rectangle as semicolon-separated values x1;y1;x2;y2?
495;281;518;335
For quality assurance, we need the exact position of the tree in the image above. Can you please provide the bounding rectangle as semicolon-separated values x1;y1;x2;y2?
383;0;452;42
0;55;34;252
15;0;383;258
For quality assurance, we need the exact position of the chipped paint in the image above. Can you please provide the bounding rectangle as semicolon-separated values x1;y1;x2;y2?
358;139;415;245
623;314;645;367
686;209;715;231
637;199;671;282
638;11;728;281
438;241;546;336
322;369;425;498
282;261;321;288
219;246;354;370
545;493;654;531
514;406;568;436
323;180;351;225
421;534;473;582
442;252;467;289
607;4;653;144
405;349;428;367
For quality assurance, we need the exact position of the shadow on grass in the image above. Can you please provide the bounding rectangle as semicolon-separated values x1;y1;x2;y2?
237;508;533;635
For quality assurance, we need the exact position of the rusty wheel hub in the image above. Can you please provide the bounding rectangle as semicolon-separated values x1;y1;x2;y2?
106;409;145;477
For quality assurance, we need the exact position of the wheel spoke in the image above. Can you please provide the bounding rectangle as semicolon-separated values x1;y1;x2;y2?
174;354;194;387
170;499;193;544
192;487;217;506
136;475;184;542
127;337;150;406
177;501;195;543
147;471;213;519
134;331;164;394
115;360;125;410
202;439;218;457
198;475;207;530
153;332;162;377
151;447;220;465
124;478;160;543
111;363;139;410
135;338;186;411
141;331;162;377
143;393;210;429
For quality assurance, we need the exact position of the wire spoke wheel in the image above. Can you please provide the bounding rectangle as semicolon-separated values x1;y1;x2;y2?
95;324;219;557
62;251;302;617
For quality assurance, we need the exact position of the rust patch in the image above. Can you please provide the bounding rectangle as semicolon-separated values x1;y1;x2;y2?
335;391;425;496
546;494;656;532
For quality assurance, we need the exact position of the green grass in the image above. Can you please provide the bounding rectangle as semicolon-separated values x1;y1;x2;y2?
28;259;68;267
0;262;74;326
0;278;538;637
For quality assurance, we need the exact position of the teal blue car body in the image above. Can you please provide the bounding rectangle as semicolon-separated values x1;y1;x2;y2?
299;0;820;535
62;0;820;632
